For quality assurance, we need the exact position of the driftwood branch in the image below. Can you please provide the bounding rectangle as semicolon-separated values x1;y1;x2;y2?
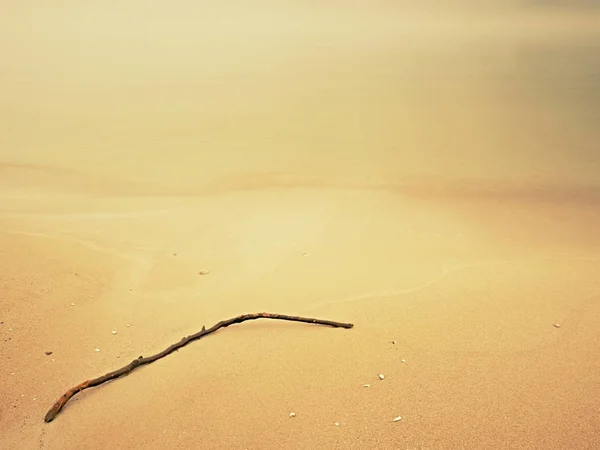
44;312;353;423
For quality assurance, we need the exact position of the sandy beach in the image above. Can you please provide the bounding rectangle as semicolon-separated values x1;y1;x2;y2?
2;2;600;449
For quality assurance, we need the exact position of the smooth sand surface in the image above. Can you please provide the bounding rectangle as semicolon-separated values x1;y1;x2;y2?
2;2;600;449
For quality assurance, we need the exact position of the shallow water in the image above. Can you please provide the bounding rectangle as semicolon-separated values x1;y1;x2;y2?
1;2;599;193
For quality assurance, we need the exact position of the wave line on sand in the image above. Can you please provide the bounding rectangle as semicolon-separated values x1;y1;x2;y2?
304;255;600;312
0;229;150;265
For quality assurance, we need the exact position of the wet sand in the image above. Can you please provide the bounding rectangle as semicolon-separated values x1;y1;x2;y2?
2;2;600;449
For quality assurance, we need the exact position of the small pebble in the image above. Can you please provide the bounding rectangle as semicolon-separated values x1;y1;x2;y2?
8;328;12;331
70;303;75;306
401;359;407;364
198;270;210;275
94;348;100;352
393;416;403;422
553;323;561;328
334;422;340;427
302;252;310;256
378;374;385;380
289;412;296;418
45;351;53;356
112;330;117;335
126;324;131;328
363;384;371;388
390;340;397;344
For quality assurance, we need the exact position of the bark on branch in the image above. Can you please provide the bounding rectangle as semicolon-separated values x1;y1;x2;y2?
44;312;353;423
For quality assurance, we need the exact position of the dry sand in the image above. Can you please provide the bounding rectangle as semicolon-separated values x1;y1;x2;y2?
2;2;600;449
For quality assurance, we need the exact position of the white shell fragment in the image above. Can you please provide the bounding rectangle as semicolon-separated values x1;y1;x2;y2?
401;359;407;364
111;330;117;335
289;412;296;418
378;374;385;380
94;348;100;352
393;416;403;422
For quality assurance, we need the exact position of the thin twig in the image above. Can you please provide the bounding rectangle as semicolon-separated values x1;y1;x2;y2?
44;312;353;422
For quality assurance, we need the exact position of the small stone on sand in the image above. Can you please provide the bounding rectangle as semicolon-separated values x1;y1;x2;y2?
553;323;561;328
378;374;385;380
393;416;403;422
45;351;53;356
112;330;117;335
289;412;296;418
